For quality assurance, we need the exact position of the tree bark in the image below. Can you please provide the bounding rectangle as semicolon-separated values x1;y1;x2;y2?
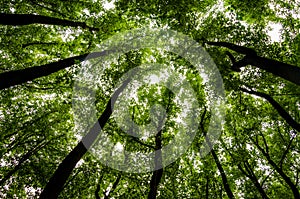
0;13;98;31
206;41;257;55
252;137;300;198
244;55;300;86
241;88;300;132
39;76;132;199
147;91;172;199
206;41;300;86
147;129;163;199
95;184;101;199
199;109;234;199
95;174;104;199
0;51;109;90
210;148;235;199
205;176;209;199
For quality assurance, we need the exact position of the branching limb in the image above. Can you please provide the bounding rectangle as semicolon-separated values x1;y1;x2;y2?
206;41;257;56
240;87;300;132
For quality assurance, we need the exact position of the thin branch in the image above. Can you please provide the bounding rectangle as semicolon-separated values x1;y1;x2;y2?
22;42;59;48
205;41;257;56
29;1;68;18
104;174;121;199
95;174;104;199
0;13;99;31
279;136;295;168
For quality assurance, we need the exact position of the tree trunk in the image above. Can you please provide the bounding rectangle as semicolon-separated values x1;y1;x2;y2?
104;174;121;199
205;176;209;199
39;76;132;198
147;129;163;199
0;13;98;30
199;108;234;199
245;55;300;86
241;88;300;132
211;148;235;199
147;91;171;199
0;51;109;90
206;41;300;86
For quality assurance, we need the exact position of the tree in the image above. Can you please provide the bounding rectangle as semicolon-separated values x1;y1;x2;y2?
1;0;299;198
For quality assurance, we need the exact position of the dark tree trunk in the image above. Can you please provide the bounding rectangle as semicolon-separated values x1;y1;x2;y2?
245;55;300;86
211;148;235;199
199;108;234;199
147;91;171;199
95;175;104;199
0;51;109;90
205;176;209;199
95;184;101;199
39;77;132;199
206;41;300;86
104;175;121;199
147;129;163;199
241;88;300;132
0;13;98;30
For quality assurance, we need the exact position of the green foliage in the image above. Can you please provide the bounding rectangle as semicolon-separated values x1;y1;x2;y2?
0;0;299;198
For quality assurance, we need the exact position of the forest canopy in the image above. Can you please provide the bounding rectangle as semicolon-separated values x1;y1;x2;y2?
0;0;300;198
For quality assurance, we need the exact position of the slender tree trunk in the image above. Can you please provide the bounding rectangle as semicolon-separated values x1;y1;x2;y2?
210;148;235;199
263;151;299;198
95;184;101;199
199;108;234;199
39;76;132;199
95;174;104;199
241;88;300;132
252;137;300;198
147;129;163;199
0;51;109;90
222;138;269;199
147;91;172;199
206;41;300;86
0;13;98;30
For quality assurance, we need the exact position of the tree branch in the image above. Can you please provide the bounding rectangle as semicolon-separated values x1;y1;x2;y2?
240;87;300;132
0;13;99;31
0;51;111;90
206;41;300;85
206;41;257;55
104;174;121;199
250;135;300;198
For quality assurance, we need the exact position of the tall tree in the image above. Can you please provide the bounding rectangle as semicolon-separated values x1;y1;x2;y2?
39;76;132;198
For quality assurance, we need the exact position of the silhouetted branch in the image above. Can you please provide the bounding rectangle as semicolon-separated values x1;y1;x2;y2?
241;87;300;132
0;13;99;31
